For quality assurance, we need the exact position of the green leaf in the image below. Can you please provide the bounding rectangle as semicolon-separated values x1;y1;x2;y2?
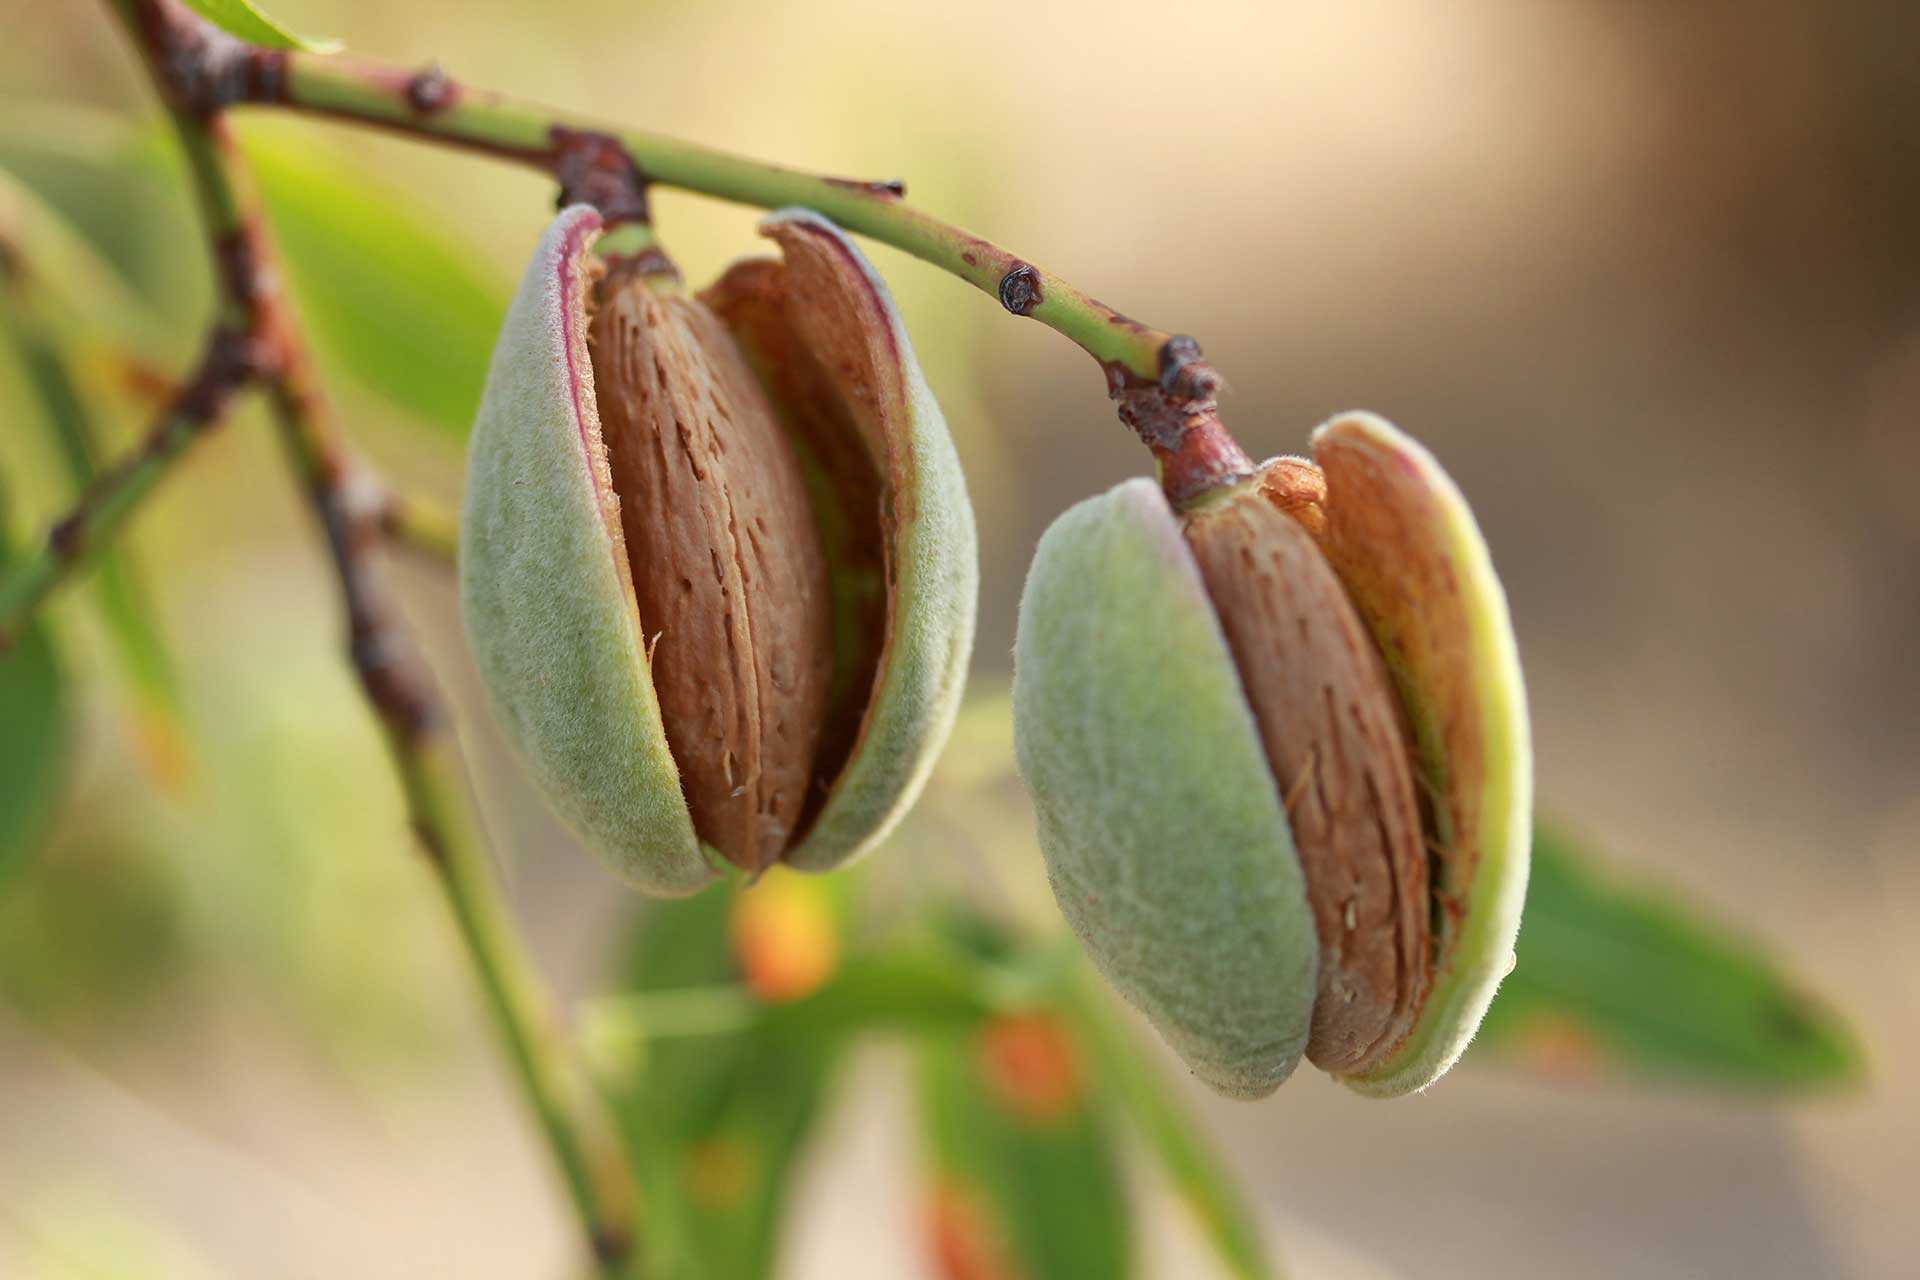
0;620;69;881
667;1026;843;1280
606;883;851;1280
770;949;1000;1035
0;104;210;321
3;112;507;438
0;484;73;882
1474;826;1864;1090
239;123;508;437
916;1016;1133;1280
1067;983;1273;1280
179;0;339;53
0;168;191;784
918;905;1265;1278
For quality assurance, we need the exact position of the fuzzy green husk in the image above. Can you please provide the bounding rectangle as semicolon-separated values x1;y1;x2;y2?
459;207;713;894
1013;479;1317;1098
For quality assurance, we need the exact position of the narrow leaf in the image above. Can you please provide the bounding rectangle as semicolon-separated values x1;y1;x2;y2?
916;1015;1132;1280
607;878;853;1279
670;1027;843;1280
1068;982;1273;1280
0;484;73;881
239;123;508;437
0;104;210;321
1474;826;1864;1090
179;0;339;53
0;169;191;785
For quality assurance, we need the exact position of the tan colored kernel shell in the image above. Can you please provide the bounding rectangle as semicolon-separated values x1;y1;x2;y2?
1306;412;1532;1097
705;210;979;874
587;268;834;872
1183;485;1431;1074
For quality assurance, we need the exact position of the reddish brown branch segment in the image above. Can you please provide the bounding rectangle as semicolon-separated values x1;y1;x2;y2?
551;126;653;227
1106;336;1252;507
266;376;441;746
123;0;286;116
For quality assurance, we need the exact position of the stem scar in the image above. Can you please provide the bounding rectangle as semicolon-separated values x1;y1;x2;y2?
405;62;458;114
824;175;907;199
998;263;1043;316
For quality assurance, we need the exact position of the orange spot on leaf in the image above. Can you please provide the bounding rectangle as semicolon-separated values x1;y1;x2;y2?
924;1178;1023;1280
977;1012;1083;1125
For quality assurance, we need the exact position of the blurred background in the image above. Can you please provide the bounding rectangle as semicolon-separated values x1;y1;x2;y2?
1;0;1916;1276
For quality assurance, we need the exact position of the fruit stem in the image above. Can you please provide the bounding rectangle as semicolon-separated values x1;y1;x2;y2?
219;37;1198;387
1109;339;1256;507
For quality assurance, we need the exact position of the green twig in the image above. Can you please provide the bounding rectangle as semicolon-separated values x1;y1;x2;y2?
378;486;460;564
237;37;1251;496
258;53;1178;381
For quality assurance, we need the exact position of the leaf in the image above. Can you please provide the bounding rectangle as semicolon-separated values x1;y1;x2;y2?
179;0;339;53
0;168;191;786
917;1014;1133;1280
606;880;853;1279
770;950;999;1035
0;483;73;882
667;1026;844;1280
3;113;508;438
1067;982;1273;1280
1474;826;1864;1090
0;620;69;881
919;904;1266;1278
238;122;508;437
0;104;210;321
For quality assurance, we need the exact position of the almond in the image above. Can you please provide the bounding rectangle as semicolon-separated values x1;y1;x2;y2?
587;265;834;872
1183;486;1430;1074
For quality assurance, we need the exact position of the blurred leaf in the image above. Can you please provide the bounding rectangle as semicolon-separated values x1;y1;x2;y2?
10;1182;220;1280
1067;983;1273;1280
0;157;175;352
179;0;339;53
772;949;999;1034
0;483;73;882
918;904;1265;1277
0;104;208;320
585;947;998;1074
239;122;507;437
1475;826;1864;1090
0;828;183;1026
0;616;69;881
608;881;852;1279
917;1013;1132;1280
1;169;190;784
666;1025;843;1280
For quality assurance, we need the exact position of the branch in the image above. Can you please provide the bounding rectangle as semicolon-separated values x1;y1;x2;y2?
210;26;1210;391
265;369;637;1269
89;0;642;1269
